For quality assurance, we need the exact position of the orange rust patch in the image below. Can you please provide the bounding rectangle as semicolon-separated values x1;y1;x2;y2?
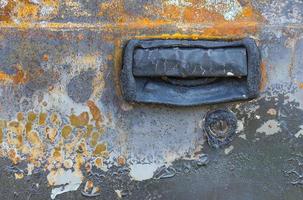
17;112;24;121
87;100;102;129
94;157;103;168
39;113;47;125
75;153;85;169
8;148;21;165
25;122;32;134
51;146;62;163
298;83;303;89
260;61;268;91
0;120;7;128
0;0;59;23
84;180;94;192
27;130;42;147
93;143;107;156
50;112;61;126
162;4;181;20
84;124;93;139
78;141;88;155
0;128;2;144
85;162;92;173
61;125;72;139
98;0;263;38
27;111;37;122
42;54;49;61
90;131;100;147
0;68;27;84
69;112;89;127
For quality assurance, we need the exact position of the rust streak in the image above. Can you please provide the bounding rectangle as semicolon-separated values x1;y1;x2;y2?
87;100;102;129
260;61;268;91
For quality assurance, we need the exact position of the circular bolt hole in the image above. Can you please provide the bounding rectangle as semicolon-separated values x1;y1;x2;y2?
204;109;237;148
210;119;229;138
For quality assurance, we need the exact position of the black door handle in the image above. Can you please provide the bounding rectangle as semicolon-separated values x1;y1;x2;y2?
121;38;261;106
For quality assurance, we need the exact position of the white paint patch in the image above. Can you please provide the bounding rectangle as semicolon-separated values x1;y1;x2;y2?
238;134;247;140
255;115;260;119
0;0;8;8
27;163;35;176
224;145;234;155
267;108;277;116
115;190;122;198
256;120;281;136
129;163;162;181
40;6;55;17
41;89;88;115
285;91;303;110
227;72;234;76
47;168;83;199
29;0;40;4
203;0;243;21
236;119;244;133
295;125;303;138
165;0;192;7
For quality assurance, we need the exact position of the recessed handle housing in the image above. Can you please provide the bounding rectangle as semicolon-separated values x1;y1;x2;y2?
121;38;261;106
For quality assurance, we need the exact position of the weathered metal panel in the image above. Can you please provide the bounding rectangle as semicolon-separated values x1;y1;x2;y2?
0;0;303;199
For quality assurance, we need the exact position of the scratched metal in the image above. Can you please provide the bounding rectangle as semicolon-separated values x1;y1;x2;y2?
0;0;303;200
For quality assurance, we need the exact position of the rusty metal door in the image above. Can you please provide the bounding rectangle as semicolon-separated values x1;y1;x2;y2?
0;0;303;199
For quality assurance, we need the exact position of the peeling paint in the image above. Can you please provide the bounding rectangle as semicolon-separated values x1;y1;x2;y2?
257;120;281;136
224;145;234;155
129;163;162;181
47;168;83;199
295;125;303;138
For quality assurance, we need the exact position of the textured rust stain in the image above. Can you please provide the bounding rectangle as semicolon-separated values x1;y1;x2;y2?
39;113;47;125
87;100;103;129
93;143;107;156
0;68;27;84
69;112;89;127
0;128;2;144
0;0;59;23
260;61;268;91
62;125;72;139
